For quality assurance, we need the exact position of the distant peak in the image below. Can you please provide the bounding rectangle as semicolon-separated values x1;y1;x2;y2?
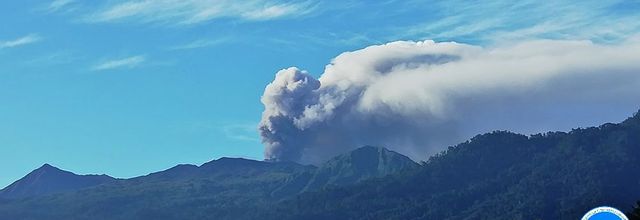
28;164;70;177
358;145;384;149
1;163;115;199
215;157;256;163
354;145;386;151
350;146;393;155
38;163;60;170
623;109;640;124
200;157;264;168
173;164;198;168
217;157;242;160
327;145;417;166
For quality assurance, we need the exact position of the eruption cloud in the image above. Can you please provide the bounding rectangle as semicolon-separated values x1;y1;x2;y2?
260;39;640;164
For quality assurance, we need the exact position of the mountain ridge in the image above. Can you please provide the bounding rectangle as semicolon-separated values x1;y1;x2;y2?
271;146;418;196
0;164;116;199
1;110;639;219
259;111;640;220
303;146;419;191
0;145;419;219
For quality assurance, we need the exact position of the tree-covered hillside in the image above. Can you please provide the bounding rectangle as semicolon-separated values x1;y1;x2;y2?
259;111;640;220
0;146;416;220
1;111;638;220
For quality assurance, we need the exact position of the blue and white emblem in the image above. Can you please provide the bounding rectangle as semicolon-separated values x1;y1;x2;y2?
581;206;628;220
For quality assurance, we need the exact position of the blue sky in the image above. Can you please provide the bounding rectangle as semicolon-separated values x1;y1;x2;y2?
1;0;639;187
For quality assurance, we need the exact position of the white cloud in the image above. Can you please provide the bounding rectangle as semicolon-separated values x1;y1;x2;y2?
47;0;75;12
240;3;315;20
169;38;229;50
92;55;145;71
85;0;316;25
0;34;42;49
399;0;640;43
260;39;640;163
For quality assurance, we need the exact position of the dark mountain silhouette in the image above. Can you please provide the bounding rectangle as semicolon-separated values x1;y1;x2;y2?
0;164;115;199
0;110;638;220
306;146;419;189
261;110;640;220
0;146;415;220
133;157;315;183
273;146;419;196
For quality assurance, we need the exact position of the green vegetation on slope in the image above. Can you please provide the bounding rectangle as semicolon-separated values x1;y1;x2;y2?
0;147;417;220
259;111;640;220
1;111;638;220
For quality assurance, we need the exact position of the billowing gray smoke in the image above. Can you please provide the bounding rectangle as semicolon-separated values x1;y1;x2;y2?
260;39;640;164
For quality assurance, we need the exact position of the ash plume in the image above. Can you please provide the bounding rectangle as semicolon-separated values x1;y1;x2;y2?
260;39;640;164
